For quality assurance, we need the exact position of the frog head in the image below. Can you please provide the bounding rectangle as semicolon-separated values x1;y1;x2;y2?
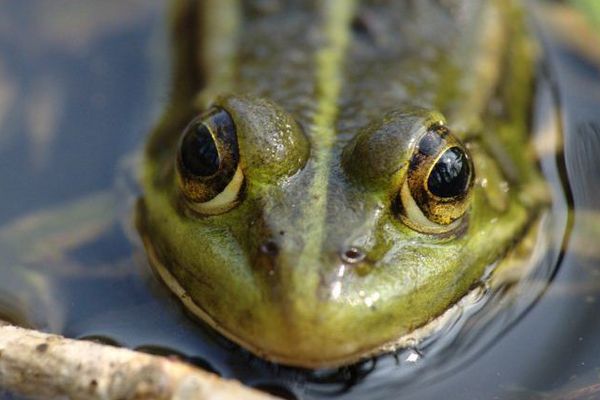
139;92;532;368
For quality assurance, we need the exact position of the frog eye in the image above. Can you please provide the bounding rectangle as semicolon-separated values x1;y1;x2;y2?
176;107;244;215
396;124;474;234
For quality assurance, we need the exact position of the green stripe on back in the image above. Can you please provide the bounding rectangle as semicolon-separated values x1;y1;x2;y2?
297;0;358;272
195;0;241;109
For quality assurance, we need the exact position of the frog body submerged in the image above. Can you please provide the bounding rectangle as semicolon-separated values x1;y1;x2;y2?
138;0;545;368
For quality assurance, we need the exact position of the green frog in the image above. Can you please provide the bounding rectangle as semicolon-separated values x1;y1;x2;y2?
137;0;548;368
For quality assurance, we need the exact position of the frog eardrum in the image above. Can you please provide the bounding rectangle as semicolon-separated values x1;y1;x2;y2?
176;108;244;215
396;124;474;234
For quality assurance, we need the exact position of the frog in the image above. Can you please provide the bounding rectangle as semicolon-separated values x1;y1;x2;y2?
137;0;549;368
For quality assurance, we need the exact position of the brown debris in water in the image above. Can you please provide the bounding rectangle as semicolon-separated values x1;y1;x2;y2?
0;323;278;400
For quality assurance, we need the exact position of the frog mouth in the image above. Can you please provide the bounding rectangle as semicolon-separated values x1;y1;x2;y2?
143;229;492;368
136;185;550;369
137;213;483;369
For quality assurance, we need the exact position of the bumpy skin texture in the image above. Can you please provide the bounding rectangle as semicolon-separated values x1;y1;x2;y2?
139;0;543;367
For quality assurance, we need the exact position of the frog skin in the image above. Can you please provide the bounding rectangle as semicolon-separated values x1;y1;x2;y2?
137;0;546;368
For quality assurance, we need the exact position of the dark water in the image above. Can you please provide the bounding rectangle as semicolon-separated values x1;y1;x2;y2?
0;1;599;399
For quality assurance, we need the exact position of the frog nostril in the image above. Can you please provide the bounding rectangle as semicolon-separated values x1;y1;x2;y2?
340;246;365;264
260;240;279;257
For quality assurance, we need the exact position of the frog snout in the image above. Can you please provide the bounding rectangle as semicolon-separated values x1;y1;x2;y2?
259;240;365;260
255;236;370;272
259;239;279;257
339;246;366;264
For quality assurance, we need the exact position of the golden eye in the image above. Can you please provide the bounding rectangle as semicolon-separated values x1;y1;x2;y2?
176;107;244;215
396;124;474;234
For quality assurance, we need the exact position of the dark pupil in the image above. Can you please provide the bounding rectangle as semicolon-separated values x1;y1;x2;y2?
180;122;220;177
427;147;471;198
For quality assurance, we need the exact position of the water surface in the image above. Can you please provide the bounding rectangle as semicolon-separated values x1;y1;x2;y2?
0;2;599;399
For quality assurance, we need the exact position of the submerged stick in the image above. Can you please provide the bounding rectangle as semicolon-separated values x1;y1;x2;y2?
0;324;276;400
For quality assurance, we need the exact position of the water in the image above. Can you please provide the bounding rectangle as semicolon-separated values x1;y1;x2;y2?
0;1;599;399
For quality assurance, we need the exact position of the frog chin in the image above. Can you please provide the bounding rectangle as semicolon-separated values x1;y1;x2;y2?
141;226;483;368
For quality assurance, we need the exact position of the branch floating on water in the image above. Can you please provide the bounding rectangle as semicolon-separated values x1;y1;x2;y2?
0;323;277;400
